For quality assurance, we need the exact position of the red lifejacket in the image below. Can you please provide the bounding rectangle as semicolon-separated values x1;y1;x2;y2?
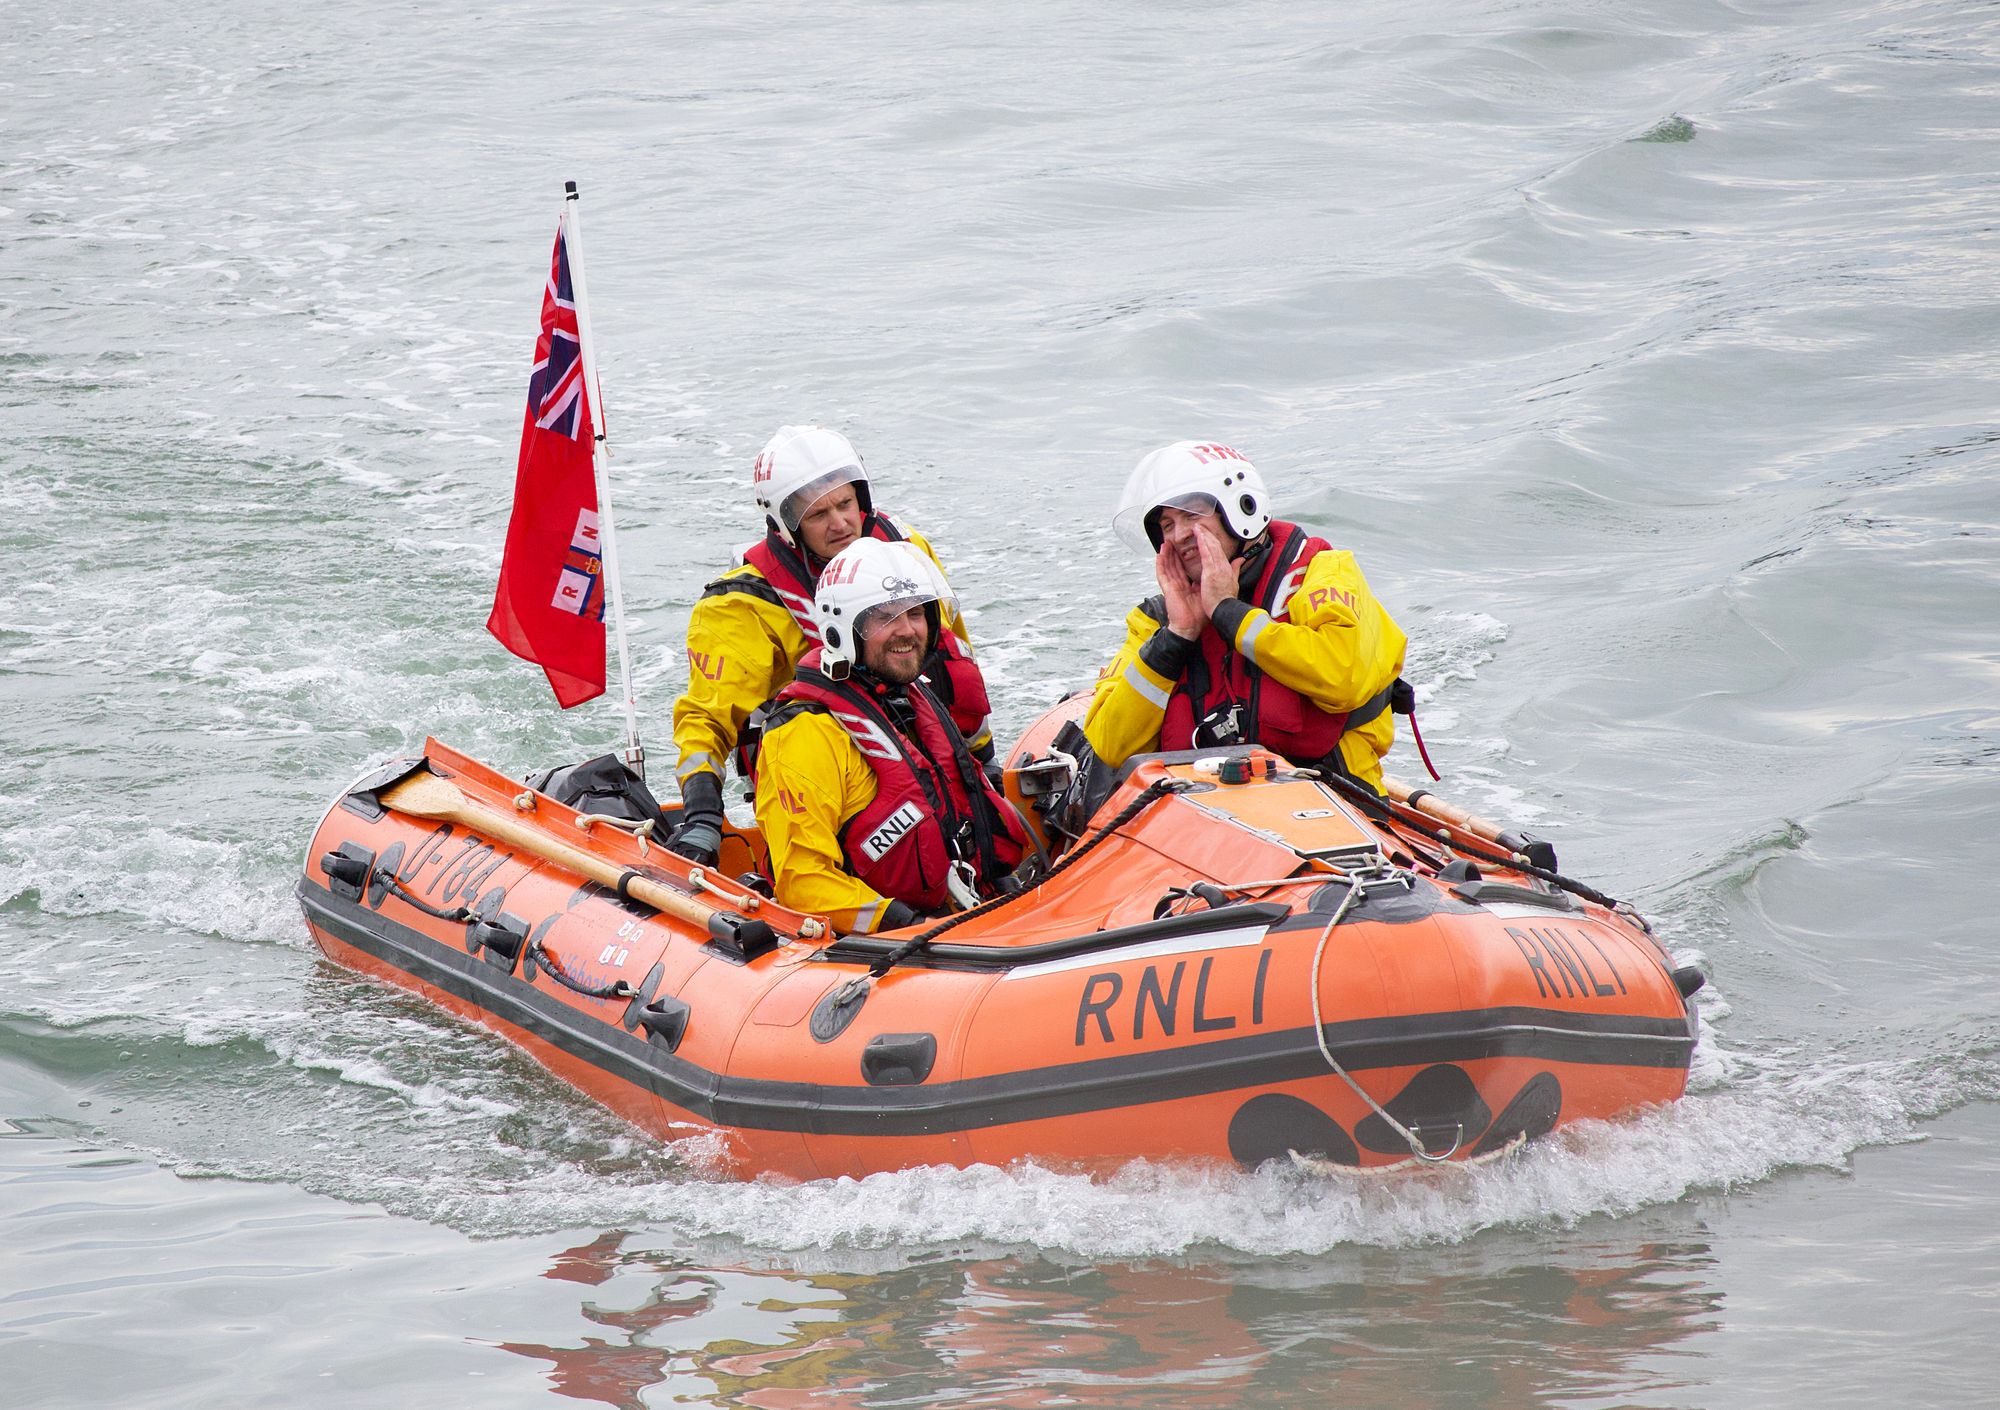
738;518;992;736
1158;520;1392;765
771;654;1029;911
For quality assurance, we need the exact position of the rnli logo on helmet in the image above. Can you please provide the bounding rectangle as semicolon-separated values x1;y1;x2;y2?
1188;443;1248;465
819;555;863;589
858;801;925;861
752;452;773;485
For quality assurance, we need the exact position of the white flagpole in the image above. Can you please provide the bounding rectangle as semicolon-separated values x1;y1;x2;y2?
560;181;644;778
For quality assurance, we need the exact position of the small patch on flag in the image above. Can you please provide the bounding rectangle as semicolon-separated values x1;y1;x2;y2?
552;508;606;619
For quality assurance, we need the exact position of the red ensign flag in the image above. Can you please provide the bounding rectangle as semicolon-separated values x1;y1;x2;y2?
486;222;607;708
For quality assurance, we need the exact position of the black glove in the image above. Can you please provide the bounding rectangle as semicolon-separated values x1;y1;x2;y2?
879;900;923;931
670;772;725;868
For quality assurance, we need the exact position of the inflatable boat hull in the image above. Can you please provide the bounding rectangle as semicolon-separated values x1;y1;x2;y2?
297;739;1696;1179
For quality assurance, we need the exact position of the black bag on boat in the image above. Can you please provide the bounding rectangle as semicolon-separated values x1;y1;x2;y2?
523;754;671;829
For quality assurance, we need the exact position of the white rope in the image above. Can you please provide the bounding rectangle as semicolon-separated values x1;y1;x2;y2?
574;812;652;856
1307;871;1459;1165
1290;1131;1524;1178
1216;874;1335;895
685;864;760;912
686;867;826;939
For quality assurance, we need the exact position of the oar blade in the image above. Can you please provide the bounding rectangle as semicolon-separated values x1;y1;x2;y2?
379;770;467;822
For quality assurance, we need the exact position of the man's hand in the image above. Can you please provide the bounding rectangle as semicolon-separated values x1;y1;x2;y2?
1155;543;1206;639
1194;527;1241;618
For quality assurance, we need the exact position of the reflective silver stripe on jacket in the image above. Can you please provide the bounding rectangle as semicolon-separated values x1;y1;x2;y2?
1238;609;1273;660
1121;663;1171;709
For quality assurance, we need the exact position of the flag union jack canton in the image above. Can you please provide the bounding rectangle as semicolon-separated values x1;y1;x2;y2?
486;220;607;708
528;244;587;441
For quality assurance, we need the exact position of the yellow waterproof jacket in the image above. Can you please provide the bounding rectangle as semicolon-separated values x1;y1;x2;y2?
1084;545;1407;792
753;708;903;933
670;523;985;787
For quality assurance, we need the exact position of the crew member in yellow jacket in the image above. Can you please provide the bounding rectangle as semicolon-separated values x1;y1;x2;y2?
1084;440;1408;793
668;425;994;867
753;540;1031;934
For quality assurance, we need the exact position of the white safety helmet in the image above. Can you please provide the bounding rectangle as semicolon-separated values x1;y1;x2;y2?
751;424;875;544
1111;440;1271;554
813;539;955;681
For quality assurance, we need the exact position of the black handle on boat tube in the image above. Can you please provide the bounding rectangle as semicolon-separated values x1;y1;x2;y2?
466;913;530;963
320;843;373;902
707;911;778;961
1491;828;1559;875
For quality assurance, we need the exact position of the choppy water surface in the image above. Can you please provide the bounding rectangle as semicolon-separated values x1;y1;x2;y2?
4;1;1998;1405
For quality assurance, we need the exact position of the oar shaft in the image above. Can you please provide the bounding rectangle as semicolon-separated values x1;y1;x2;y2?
382;773;717;930
1382;774;1520;850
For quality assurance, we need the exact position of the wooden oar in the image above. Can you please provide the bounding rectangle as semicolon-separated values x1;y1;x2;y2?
1382;773;1538;859
381;769;728;933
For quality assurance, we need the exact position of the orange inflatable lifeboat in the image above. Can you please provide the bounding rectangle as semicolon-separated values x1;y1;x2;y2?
296;705;1701;1180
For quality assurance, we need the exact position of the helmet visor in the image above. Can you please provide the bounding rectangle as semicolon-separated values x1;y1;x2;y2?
854;552;956;641
1160;491;1220;517
1113;491;1227;554
855;597;933;644
1122;491;1224;552
779;466;864;533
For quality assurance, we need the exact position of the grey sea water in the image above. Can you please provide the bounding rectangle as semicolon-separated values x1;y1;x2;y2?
4;0;1998;1404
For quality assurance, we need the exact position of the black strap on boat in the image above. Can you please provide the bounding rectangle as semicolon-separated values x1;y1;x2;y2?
528;940;637;1001
860;775;1193;978
1308;767;1625;911
383;875;473;924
